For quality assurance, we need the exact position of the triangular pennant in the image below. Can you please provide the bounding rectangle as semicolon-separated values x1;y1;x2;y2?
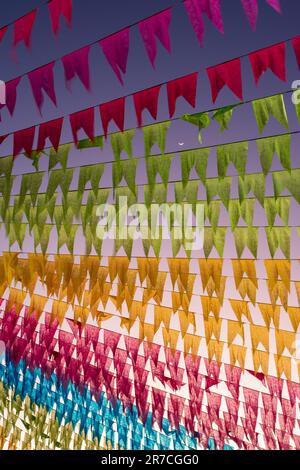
100;29;130;85
207;58;243;103
139;9;172;68
133;86;161;127
61;46;91;90
28;62;57;112
167;72;198;118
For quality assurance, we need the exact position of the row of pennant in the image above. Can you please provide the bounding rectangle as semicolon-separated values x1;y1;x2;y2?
1;308;300;450
0;92;295;167
0;254;296;316
2;28;298;127
0;0;72;48
0;0;284;117
2;284;300;364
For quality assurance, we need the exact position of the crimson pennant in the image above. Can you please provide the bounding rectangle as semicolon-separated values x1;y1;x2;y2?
5;77;21;115
0;26;7;43
133;85;161;127
61;45;91;91
292;36;300;69
184;0;224;46
13;126;36;158
100;29;130;85
207;58;243;103
37;117;64;153
100;97;126;137
28;62;57;112
241;0;259;30
13;10;37;48
48;0;73;36
139;8;172;68
249;42;286;84
167;72;198;118
70;107;94;145
0;134;8;146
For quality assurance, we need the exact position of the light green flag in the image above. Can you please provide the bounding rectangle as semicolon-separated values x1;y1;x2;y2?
203;227;227;258
266;227;290;259
238;173;266;207
180;148;210;187
206;177;231;210
181;112;210;143
264;197;290;227
48;144;71;172
256;134;291;176
212;104;240;132
143;122;171;157
233;227;258;258
273;170;300;204
252;94;288;134
110;129;135;161
216;142;248;179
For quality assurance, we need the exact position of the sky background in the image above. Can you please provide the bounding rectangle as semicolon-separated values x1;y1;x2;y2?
0;0;299;261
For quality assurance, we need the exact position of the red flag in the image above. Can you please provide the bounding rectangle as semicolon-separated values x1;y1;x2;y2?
167;72;198;118
0;26;7;43
28;62;57;112
99;97;126;137
207;58;243;103
249;42;286;84
100;29;130;85
139;9;172;68
48;0;73;36
292;36;300;69
37;117;64;153
13;127;36;158
14;10;37;48
70;107;94;145
0;134;8;146
61;45;91;91
184;0;224;45
133;85;161;127
6;77;21;115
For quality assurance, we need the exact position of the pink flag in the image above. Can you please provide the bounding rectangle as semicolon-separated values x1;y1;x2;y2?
292;36;300;69
99;97;126;137
133;85;161;127
100;29;130;85
167;72;198;117
207;58;243;102
249;42;286;84
139;8;172;68
266;0;281;13
61;45;91;91
13;127;36;158
5;78;21;115
241;0;258;30
37;117;64;153
70;107;94;144
184;0;224;46
14;10;37;48
48;0;73;36
28;62;57;112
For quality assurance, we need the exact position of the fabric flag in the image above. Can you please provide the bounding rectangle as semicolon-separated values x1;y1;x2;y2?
5;78;21;115
13;127;35;158
184;0;224;46
37;118;64;153
241;0;281;30
249;42;286;84
61;46;91;91
28;62;57;112
207;58;243;103
13;10;37;48
292;36;300;69
139;9;172;68
70;108;94;145
48;0;73;36
100;29;130;85
252;94;288;133
133;86;161;127
0;26;7;43
100;97;126;137
167;72;198;118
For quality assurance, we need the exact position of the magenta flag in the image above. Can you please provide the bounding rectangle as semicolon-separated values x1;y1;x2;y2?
139;8;172;68
13;10;37;48
28;62;57;112
61;45;91;91
5;78;21;115
184;0;224;46
207;58;243;103
0;26;7;43
133;85;161;127
100;29;130;85
100;97;126;137
48;0;73;36
70;107;95;144
266;0;281;13
249;42;286;84
37;117;64;153
13;126;36;158
292;36;300;69
241;0;258;30
167;72;198;118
